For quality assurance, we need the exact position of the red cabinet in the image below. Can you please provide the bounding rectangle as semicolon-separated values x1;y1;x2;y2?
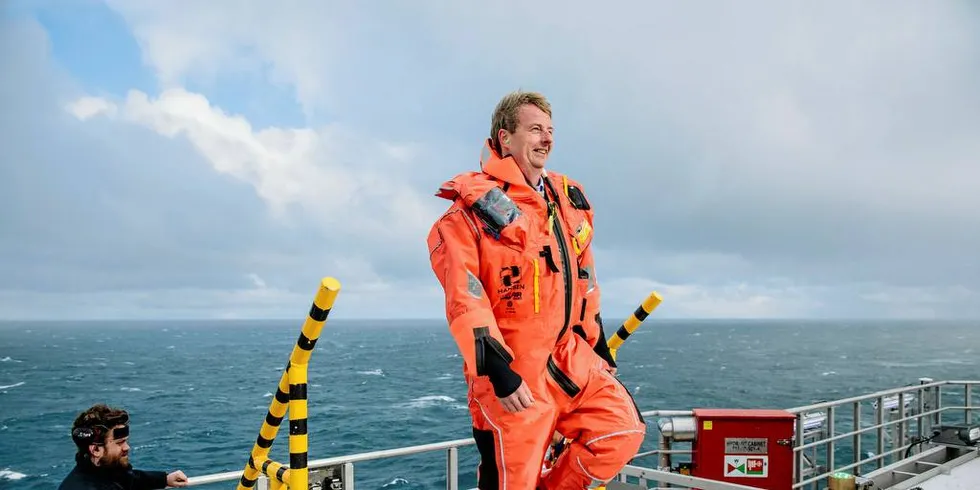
691;409;796;489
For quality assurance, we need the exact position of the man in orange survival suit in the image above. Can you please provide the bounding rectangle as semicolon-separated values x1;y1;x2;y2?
426;90;646;489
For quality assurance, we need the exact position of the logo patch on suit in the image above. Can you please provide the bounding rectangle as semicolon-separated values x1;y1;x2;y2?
498;265;525;314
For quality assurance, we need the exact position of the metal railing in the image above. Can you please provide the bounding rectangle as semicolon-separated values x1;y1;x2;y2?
785;378;979;490
187;437;476;489
617;464;774;490
183;409;740;490
186;439;760;490
183;359;976;490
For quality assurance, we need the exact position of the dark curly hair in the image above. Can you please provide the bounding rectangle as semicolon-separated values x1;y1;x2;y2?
71;404;130;456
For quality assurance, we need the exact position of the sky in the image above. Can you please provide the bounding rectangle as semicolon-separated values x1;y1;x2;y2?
1;1;978;321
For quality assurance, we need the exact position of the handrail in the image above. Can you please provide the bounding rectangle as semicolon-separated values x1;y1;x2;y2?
617;464;766;490
186;438;478;488
785;379;949;413
784;379;979;490
307;438;476;467
184;381;975;489
793;406;945;452
640;409;694;418
186;412;691;487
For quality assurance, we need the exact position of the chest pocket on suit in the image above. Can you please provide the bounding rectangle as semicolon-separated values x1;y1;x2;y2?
570;217;593;255
470;186;530;253
565;184;591;210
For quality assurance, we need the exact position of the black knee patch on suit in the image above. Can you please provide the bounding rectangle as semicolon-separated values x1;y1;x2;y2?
473;428;498;490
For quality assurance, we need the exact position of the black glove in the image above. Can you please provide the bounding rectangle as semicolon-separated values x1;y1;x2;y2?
475;329;523;398
483;345;523;398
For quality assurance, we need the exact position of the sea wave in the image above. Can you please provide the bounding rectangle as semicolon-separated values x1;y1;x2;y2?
0;469;27;481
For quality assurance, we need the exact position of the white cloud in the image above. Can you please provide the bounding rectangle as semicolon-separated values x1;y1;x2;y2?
2;2;979;319
0;280;444;321
864;285;980;304
598;278;980;321
600;277;821;320
97;0;980;230
68;88;441;241
246;273;267;289
102;0;342;117
66;96;117;120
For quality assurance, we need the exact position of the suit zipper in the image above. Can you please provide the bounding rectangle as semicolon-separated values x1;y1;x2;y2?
547;355;581;397
553;201;572;338
543;181;572;342
542;177;578;398
473;326;513;376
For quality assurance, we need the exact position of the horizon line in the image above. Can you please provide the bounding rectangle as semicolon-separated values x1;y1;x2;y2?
1;316;977;323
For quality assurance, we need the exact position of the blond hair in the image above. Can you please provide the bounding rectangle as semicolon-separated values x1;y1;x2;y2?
490;90;552;154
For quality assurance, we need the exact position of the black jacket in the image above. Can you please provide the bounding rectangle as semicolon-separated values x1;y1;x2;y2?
58;454;168;490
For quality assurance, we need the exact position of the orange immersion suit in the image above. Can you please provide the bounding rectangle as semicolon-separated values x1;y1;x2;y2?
426;140;646;489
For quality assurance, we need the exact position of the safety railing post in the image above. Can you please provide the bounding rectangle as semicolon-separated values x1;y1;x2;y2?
852;401;861;476
898;392;906;454
236;277;342;490
446;447;458;490
916;385;924;442
606;291;662;362
826;406;835;484
965;383;973;424
875;395;884;470
794;412;803;486
343;463;355;490
289;361;309;490
919;378;936;444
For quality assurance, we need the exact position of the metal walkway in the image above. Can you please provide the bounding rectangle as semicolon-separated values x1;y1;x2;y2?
857;444;980;490
914;453;980;490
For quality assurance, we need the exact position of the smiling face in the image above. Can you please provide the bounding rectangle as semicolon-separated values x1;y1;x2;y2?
499;104;554;176
490;91;554;186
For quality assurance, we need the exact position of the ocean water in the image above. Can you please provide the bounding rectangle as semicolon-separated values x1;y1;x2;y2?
0;318;977;489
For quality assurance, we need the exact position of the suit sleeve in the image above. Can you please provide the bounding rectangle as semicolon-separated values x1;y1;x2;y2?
128;469;168;490
427;205;517;381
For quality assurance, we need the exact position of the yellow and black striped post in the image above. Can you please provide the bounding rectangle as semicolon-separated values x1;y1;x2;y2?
288;350;310;490
237;370;290;490
606;291;662;362
236;277;341;490
247;457;288;489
